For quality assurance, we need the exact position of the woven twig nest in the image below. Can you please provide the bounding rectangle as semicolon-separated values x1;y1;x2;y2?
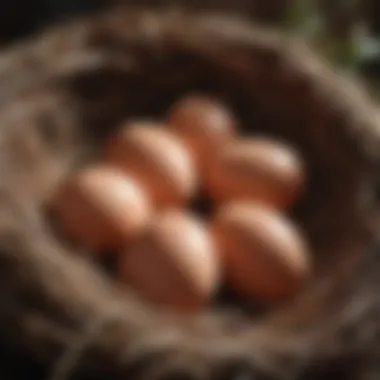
0;0;289;46
0;7;380;380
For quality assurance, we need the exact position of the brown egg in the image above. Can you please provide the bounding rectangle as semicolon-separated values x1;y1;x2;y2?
50;166;152;251
204;138;305;210
211;202;310;303
119;210;220;312
106;122;197;207
166;95;236;166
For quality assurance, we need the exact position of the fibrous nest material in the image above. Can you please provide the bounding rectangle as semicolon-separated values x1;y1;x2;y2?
0;6;379;380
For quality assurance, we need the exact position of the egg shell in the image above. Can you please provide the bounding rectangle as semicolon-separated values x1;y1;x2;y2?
166;95;237;166
204;138;305;210
119;210;220;312
211;202;310;303
50;166;152;251
106;122;198;207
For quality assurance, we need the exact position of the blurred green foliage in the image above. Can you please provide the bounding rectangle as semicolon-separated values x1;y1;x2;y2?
284;0;380;96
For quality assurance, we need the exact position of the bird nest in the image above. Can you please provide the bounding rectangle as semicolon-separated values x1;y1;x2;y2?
0;7;379;380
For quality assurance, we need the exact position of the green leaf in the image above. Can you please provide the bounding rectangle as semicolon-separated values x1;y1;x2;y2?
284;0;318;33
